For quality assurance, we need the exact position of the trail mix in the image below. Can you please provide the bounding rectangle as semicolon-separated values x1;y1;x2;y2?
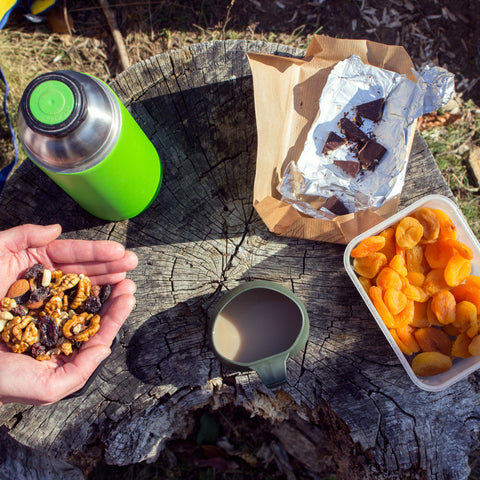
0;263;110;361
350;207;480;377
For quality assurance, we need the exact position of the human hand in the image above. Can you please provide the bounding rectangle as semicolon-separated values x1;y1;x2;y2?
0;223;138;405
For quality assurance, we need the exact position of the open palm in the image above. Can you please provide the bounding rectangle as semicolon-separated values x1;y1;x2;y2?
0;224;138;405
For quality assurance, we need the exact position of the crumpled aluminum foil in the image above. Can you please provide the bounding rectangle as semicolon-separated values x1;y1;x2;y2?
278;55;455;219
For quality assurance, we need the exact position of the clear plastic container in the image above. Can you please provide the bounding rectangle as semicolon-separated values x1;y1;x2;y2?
344;194;480;391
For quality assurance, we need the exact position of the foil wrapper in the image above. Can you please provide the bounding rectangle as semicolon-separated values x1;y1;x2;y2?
278;55;454;219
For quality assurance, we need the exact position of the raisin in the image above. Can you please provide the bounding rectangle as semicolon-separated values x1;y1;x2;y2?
13;291;31;304
37;315;59;348
31;342;46;359
99;284;112;304
24;263;44;280
10;305;27;317
83;296;102;314
28;286;50;304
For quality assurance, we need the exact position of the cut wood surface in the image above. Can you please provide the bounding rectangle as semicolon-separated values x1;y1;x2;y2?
0;40;478;480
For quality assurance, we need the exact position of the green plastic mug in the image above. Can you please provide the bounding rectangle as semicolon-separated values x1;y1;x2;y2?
210;280;309;388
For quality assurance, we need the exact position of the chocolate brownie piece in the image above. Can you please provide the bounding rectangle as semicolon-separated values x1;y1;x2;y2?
333;160;360;177
338;117;369;143
322;131;345;154
323;195;349;216
358;140;387;170
356;98;385;123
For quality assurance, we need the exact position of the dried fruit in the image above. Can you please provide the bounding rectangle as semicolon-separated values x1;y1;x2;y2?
351;236;386;258
444;253;471;287
353;252;387;279
414;208;440;243
395;216;423;249
350;206;480;377
413;327;452;356
37;315;59;348
411;351;452;377
24;263;44;280
431;290;456;325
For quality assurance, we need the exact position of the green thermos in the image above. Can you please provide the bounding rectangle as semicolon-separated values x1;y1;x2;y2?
17;71;162;221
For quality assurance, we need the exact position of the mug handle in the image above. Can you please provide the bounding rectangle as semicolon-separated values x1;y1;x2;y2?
252;357;287;388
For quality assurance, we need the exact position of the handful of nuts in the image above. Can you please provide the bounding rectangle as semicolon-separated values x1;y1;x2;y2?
0;263;111;361
350;207;480;377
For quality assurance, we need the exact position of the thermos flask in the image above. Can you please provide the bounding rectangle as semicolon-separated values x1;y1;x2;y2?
17;70;162;221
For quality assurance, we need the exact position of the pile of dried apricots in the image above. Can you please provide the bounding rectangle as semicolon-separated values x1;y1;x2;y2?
350;207;480;377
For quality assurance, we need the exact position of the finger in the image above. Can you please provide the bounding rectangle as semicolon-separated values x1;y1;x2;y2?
46;239;128;264
58;251;139;279
0;224;61;254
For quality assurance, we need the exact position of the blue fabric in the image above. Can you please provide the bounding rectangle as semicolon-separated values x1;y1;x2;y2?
0;63;19;196
0;0;19;30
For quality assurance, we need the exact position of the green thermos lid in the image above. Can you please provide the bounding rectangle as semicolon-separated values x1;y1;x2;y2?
20;72;86;136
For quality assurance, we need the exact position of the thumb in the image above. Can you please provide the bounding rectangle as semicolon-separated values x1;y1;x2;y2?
58;345;111;396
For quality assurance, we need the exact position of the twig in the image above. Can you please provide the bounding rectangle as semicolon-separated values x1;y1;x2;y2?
222;0;236;40
98;0;130;71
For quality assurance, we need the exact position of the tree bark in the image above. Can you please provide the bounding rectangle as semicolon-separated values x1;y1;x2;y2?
0;40;478;480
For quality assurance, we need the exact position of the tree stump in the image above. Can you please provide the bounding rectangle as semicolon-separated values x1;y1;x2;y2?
0;40;478;480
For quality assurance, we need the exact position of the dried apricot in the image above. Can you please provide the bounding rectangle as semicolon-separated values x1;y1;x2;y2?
451;282;480;311
444;253;471;287
431;290;456;325
424;269;450;296
451;332;472;358
468;335;480;356
411;351;452;377
384;288;408;316
453;300;477;333
444;239;473;260
406;271;425;288
376;267;403;291
424;240;453;269
351;236;386;258
405;244;429;274
426;298;442;326
433;209;458;240
378;227;396;263
353;252;387;279
369;286;395;328
414;207;440;243
357;276;372;293
390;328;417;355
443;323;461;337
411;301;429;328
402;282;429;303
389;254;408;277
413;327;452;356
396;324;421;353
395;216;424;249
393;299;414;328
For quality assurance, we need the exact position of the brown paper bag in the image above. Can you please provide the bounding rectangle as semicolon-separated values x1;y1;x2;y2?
248;35;416;244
